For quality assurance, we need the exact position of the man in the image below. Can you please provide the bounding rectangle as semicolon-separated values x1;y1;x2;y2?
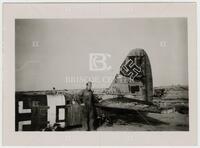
78;82;97;131
52;87;57;95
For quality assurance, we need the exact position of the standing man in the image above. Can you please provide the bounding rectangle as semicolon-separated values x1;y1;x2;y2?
78;82;97;131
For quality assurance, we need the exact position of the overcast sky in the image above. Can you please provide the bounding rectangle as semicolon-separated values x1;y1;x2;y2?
15;18;188;91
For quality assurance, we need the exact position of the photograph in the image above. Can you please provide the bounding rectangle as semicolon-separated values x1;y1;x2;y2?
15;18;189;132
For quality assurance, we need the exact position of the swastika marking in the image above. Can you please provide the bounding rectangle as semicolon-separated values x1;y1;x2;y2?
120;59;141;80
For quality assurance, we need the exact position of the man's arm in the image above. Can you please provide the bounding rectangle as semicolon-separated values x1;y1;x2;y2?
93;94;102;104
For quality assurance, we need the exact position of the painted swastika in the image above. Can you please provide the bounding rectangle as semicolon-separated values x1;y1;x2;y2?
120;59;141;80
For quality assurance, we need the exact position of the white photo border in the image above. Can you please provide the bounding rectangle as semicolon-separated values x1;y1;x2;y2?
2;2;197;146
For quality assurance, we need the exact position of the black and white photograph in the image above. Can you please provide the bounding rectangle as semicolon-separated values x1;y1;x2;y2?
2;2;198;146
15;18;189;132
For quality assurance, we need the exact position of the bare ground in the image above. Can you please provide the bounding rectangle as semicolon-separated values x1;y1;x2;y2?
97;112;189;131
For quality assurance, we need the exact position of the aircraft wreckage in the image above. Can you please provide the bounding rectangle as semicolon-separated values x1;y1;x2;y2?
15;48;161;131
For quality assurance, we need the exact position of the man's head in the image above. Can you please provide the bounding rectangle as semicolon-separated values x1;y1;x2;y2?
86;81;92;90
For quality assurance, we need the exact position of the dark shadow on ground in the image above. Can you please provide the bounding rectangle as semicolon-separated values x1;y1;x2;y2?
111;113;169;126
100;97;153;105
95;112;169;128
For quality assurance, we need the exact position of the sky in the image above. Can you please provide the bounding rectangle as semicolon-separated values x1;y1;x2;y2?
15;18;188;91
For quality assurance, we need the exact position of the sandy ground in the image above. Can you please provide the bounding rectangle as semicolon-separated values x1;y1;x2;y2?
67;112;189;131
97;112;189;131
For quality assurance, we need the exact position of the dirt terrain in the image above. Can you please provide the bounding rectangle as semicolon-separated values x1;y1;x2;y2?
97;112;189;131
70;111;189;131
